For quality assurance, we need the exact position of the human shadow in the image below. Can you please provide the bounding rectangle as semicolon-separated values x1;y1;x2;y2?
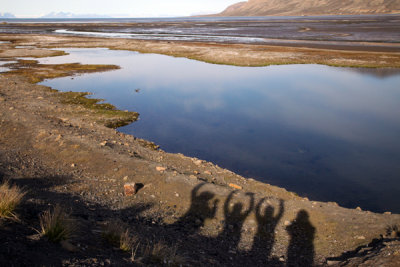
220;191;255;252
1;170;318;266
286;210;315;267
170;183;219;234
251;198;284;263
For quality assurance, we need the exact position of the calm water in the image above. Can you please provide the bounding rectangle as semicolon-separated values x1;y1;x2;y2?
39;48;400;213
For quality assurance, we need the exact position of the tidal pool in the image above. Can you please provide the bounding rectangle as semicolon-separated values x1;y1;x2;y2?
39;48;400;213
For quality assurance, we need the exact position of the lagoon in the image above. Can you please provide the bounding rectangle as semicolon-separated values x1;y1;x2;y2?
40;48;400;213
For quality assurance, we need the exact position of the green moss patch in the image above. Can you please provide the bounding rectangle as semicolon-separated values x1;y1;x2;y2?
59;91;139;128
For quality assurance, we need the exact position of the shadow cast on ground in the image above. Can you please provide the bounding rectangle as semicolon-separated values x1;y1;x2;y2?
1;176;316;266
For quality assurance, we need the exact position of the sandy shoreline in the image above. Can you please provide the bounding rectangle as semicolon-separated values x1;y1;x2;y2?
1;34;400;265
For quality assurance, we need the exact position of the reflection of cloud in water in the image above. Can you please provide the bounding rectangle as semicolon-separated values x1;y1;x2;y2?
340;67;400;78
40;49;400;212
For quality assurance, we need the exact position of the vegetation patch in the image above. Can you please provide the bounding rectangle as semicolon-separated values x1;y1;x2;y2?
0;180;26;220
102;220;139;252
59;91;139;128
39;205;76;243
5;60;120;83
142;241;185;266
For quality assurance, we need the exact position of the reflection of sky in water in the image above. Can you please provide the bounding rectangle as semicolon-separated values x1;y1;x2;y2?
40;48;400;213
0;60;16;72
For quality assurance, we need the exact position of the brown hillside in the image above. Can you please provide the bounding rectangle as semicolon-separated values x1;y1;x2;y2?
218;0;400;16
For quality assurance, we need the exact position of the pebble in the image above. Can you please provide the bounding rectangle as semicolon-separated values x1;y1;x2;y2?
193;160;202;166
229;183;242;190
60;240;78;252
0;97;5;101
156;166;166;172
284;220;291;226
189;175;197;179
100;141;108;146
326;260;340;266
356;207;362;211
55;134;62;141
204;170;212;175
124;183;139;196
71;163;76;167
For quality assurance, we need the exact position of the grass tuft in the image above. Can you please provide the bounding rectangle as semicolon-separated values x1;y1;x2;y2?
102;220;138;252
39;205;76;243
143;241;185;266
0;180;26;220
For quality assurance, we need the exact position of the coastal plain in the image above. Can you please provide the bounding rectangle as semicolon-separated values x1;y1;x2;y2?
1;18;400;266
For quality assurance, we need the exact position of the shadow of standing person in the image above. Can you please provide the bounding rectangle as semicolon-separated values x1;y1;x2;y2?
252;198;284;263
221;191;255;252
286;210;315;267
171;183;219;234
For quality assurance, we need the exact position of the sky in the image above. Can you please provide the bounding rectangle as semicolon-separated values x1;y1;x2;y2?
1;0;242;18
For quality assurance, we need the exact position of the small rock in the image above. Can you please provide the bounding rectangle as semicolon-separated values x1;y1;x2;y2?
100;141;108;146
279;256;285;262
60;240;78;252
156;166;166;172
193;160;202;166
284;220;291;226
356;235;366;240
193;171;200;175
37;96;43;100
71;163;76;167
229;183;242;190
124;183;139;196
55;135;62;141
384;211;392;215
326;260;340;266
175;193;180;197
204;170;212;175
189;175;197;179
356;207;362;211
9;107;14;110
123;176;128;181
0;97;5;102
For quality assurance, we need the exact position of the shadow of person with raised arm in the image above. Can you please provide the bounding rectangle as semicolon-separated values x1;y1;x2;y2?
220;191;255;252
171;183;219;234
251;198;284;264
286;210;315;267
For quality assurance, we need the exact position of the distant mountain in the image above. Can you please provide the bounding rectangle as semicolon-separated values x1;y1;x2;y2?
0;12;15;18
41;12;111;18
217;0;400;16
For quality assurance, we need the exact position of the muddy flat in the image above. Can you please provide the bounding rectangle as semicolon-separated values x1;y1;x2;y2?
1;14;400;51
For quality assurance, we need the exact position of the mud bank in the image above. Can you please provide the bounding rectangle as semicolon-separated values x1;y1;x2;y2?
1;34;400;68
1;36;400;266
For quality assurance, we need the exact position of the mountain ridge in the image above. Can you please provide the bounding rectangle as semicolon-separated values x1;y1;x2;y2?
217;0;400;16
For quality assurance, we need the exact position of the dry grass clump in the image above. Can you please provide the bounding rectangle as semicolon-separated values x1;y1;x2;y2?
102;220;138;252
0;180;26;220
39;205;76;243
143;241;185;266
